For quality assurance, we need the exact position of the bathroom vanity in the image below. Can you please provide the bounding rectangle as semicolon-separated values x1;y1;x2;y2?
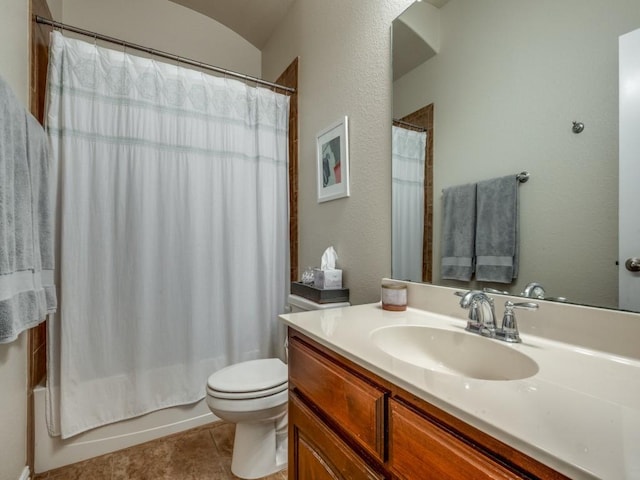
279;281;640;479
287;330;564;479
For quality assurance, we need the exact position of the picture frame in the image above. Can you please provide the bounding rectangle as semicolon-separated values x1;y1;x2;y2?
316;116;350;203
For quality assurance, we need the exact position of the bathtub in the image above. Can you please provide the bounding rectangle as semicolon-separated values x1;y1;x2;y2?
33;384;217;474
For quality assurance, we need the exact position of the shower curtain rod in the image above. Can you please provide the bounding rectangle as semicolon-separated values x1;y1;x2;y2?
34;15;296;93
393;118;426;132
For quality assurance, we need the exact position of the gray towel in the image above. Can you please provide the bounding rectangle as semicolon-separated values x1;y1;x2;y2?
441;182;476;281
475;175;519;283
0;75;57;344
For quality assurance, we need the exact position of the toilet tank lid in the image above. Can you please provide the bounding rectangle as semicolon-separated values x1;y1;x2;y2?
207;358;287;393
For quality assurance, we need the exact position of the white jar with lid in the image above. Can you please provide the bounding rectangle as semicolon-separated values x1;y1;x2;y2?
381;283;407;311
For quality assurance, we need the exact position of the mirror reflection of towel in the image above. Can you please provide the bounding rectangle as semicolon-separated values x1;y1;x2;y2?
441;183;476;281
475;175;519;283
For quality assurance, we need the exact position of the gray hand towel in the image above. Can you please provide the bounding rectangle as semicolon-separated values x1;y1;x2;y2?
475;175;519;283
0;75;57;344
441;182;476;281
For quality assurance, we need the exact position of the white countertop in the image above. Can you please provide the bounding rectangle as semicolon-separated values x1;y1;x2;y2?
280;302;640;480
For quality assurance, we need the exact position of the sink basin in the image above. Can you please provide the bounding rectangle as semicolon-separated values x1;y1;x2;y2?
370;325;538;381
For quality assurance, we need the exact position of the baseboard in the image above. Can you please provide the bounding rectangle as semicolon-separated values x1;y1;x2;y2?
18;466;30;480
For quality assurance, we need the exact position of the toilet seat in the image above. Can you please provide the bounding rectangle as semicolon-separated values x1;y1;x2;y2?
207;358;288;400
207;382;287;400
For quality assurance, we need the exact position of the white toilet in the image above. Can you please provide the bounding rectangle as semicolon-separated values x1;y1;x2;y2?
206;358;288;479
205;294;349;479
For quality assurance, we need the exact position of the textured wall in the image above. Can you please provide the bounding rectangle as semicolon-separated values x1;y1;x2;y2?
262;0;415;305
0;0;30;477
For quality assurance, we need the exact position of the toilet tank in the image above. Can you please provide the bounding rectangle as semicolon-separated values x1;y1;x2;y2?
287;294;350;312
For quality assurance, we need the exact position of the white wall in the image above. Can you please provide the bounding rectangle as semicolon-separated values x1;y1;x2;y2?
394;0;640;308
262;0;415;305
0;0;30;477
56;0;261;78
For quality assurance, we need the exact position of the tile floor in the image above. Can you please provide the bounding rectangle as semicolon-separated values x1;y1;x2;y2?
33;422;288;480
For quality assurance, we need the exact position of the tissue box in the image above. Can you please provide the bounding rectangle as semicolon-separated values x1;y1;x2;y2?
313;268;343;289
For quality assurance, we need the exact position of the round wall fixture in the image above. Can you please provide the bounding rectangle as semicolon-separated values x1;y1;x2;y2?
572;121;584;134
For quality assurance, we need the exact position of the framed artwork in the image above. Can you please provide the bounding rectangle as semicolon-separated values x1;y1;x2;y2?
316;116;350;203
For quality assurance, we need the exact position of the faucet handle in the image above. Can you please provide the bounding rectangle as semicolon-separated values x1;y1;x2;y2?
509;301;539;311
483;287;509;295
497;301;538;343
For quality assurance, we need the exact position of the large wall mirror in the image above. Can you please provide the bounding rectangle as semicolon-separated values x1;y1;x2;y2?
391;0;640;312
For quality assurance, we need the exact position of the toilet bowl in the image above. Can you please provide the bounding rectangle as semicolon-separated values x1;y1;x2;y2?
206;358;288;479
206;295;350;478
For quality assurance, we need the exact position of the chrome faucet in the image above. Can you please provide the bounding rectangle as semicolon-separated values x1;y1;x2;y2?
456;290;497;337
521;282;569;303
455;291;538;343
521;282;545;299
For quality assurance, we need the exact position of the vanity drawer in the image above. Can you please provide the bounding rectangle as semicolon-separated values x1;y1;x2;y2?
389;399;520;480
288;336;387;462
289;392;385;480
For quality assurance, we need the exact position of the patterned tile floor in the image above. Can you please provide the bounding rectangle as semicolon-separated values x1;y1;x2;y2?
34;422;287;480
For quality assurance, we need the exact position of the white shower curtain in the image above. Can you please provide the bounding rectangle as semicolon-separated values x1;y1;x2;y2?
392;126;427;283
45;32;290;438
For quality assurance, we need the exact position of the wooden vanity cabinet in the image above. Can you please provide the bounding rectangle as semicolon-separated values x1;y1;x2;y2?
389;398;518;479
289;393;384;479
287;329;568;480
288;330;386;462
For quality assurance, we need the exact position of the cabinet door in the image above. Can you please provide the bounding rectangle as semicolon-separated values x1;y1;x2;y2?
389;399;521;480
289;336;387;461
289;393;385;480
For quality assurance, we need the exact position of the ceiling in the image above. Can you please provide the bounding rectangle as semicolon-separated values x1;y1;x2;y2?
170;1;449;51
169;0;296;49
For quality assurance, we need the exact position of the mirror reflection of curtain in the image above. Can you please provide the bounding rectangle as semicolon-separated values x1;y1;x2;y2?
392;126;427;282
